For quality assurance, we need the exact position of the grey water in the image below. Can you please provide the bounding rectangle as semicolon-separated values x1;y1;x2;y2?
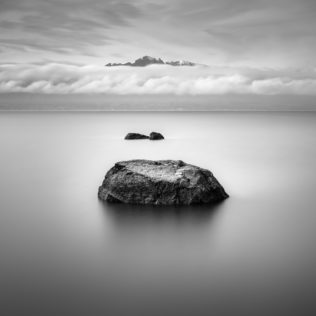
1;111;316;316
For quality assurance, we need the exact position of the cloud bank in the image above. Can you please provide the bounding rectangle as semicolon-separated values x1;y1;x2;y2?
1;63;316;95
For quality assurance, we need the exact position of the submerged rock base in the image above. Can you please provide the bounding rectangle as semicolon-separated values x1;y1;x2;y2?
98;160;228;205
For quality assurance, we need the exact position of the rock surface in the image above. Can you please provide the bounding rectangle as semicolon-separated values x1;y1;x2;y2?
98;160;228;205
125;133;149;140
149;132;164;140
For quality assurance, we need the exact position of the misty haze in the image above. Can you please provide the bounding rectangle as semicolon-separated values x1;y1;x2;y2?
1;1;316;316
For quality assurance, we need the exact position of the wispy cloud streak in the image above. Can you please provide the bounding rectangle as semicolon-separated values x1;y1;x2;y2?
1;0;315;67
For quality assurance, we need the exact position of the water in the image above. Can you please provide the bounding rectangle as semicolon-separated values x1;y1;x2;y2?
0;111;316;316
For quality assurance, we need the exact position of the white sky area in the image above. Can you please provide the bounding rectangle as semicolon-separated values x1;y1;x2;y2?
0;0;316;95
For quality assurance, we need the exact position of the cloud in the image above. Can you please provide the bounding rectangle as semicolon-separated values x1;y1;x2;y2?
0;0;145;63
1;0;315;68
1;63;316;95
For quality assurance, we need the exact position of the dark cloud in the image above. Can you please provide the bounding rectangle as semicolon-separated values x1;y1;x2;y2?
0;0;24;12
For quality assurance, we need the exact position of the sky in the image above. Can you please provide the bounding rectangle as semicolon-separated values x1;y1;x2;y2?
0;0;316;95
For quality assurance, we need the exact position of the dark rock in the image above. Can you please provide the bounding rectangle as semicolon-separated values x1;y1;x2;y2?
105;56;196;67
125;133;149;140
149;132;164;140
166;60;195;66
98;160;228;205
133;56;164;67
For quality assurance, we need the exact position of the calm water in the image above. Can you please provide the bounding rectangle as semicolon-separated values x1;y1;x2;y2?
1;111;316;316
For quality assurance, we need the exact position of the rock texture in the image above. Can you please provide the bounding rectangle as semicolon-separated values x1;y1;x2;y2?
125;133;149;140
98;160;228;205
149;132;164;140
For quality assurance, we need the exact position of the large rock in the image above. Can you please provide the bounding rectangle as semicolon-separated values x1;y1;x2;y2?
149;132;164;140
125;133;149;140
98;160;228;205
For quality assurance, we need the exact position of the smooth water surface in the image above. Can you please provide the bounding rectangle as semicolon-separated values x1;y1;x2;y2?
1;112;316;316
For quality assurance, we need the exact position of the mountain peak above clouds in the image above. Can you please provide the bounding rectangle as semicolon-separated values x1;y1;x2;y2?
105;56;197;67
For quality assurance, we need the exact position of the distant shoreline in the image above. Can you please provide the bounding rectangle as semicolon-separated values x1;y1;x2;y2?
1;108;316;112
0;93;315;112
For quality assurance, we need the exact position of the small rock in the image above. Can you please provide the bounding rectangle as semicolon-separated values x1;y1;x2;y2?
125;133;149;140
149;132;164;140
98;160;228;205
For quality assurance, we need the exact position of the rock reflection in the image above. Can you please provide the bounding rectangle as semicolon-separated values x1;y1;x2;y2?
97;200;229;277
99;200;227;231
